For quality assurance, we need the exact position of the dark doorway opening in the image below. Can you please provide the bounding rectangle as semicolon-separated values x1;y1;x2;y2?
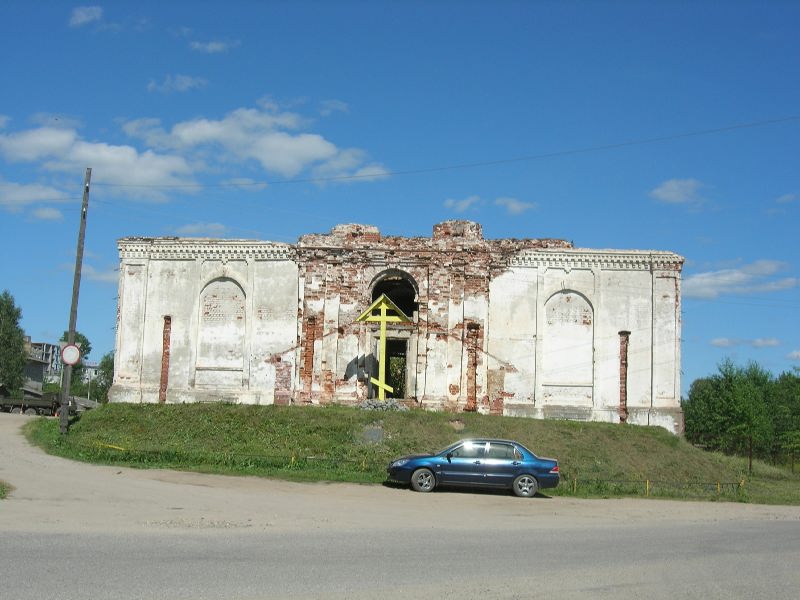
385;339;407;398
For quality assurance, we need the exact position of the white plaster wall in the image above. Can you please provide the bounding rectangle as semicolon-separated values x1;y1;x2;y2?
593;269;653;412
653;272;680;407
538;268;595;406
423;271;450;402
111;240;297;405
113;261;148;399
249;260;300;402
487;268;538;404
111;237;682;432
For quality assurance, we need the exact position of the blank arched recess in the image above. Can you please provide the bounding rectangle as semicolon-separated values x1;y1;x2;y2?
196;277;246;371
540;290;594;386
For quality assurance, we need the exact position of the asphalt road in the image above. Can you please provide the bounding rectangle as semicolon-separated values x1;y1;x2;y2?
2;413;799;599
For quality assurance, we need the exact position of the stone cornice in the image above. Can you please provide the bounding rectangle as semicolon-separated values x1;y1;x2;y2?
509;249;684;271
118;238;295;261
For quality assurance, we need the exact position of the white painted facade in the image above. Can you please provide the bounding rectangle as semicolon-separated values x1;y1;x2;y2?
110;222;684;432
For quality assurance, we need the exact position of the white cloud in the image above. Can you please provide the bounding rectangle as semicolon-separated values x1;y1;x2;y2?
190;40;238;53
82;264;119;283
224;178;267;191
0;125;197;201
0;127;77;161
349;164;390;182
776;193;797;204
69;6;103;27
32;207;64;220
147;75;208;94
684;260;799;299
788;350;800;361
0;179;70;211
0;115;10;129
495;197;536;215
650;178;704;204
710;337;781;348
120;118;167;147
310;148;389;182
320;100;349;116
143;107;356;178
444;195;482;213
444;195;535;215
59;144;195;199
176;222;229;236
4;101;384;203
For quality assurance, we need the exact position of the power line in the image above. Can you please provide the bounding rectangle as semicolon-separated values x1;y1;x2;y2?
88;115;800;189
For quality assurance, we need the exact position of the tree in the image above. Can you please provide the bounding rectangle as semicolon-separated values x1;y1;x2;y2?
728;362;773;473
769;369;800;467
60;330;92;387
93;351;114;404
0;290;27;395
683;359;773;471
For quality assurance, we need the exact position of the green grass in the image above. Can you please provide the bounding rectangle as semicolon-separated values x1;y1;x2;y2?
0;480;9;499
24;403;800;505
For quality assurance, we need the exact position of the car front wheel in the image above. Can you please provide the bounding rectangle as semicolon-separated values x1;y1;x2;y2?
410;468;436;493
512;474;539;498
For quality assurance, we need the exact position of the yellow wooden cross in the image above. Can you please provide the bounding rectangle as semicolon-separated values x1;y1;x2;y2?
356;294;411;400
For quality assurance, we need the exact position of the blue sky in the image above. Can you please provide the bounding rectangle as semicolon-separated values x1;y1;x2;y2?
1;1;798;391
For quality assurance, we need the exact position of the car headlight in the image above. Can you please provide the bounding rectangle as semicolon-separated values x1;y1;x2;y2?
391;458;410;468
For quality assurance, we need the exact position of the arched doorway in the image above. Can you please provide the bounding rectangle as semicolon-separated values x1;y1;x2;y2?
371;269;418;318
367;270;418;399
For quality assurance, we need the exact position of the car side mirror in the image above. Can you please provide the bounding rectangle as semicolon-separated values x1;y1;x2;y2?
446;452;453;463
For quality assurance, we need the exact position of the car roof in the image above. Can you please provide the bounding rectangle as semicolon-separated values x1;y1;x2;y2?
457;438;521;444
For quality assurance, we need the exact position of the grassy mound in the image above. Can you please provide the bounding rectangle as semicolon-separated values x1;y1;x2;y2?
24;403;800;504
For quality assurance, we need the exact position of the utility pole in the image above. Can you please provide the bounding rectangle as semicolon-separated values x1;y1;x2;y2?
60;168;91;434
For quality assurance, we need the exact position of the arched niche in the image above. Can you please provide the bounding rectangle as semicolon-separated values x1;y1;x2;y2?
196;277;246;373
541;290;594;387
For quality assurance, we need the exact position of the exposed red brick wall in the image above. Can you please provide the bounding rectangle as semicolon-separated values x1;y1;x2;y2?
299;316;320;403
464;322;480;411
294;221;573;408
159;316;171;403
618;330;631;423
268;353;292;406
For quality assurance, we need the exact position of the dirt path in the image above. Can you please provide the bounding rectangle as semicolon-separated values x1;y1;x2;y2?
2;413;799;535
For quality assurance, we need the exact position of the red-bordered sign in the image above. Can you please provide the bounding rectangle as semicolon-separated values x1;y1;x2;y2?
61;344;81;366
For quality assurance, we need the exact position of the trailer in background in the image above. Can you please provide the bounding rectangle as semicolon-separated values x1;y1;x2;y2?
0;386;90;416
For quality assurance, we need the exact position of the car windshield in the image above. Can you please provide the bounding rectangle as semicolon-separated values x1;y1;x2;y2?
437;441;465;455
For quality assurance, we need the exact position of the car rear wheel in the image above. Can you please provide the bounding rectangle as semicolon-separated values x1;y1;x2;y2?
512;474;538;498
410;468;436;493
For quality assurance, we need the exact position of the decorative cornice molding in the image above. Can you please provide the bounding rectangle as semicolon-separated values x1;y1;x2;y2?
117;237;683;271
509;249;684;271
118;238;295;261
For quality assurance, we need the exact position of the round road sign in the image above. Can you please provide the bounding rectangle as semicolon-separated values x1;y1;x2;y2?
61;344;81;366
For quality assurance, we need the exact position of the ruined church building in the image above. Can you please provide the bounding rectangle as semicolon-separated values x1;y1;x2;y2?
110;221;684;433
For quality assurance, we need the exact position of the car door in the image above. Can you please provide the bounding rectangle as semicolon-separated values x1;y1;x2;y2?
482;442;523;487
437;441;487;485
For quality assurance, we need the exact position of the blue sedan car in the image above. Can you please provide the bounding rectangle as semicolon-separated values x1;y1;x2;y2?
387;438;559;497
